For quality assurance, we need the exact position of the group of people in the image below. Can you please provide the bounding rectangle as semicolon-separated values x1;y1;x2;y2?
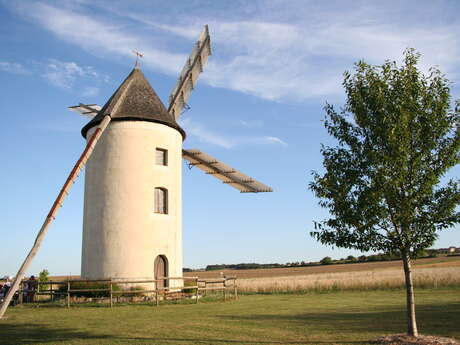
22;275;38;303
0;275;38;304
0;276;12;302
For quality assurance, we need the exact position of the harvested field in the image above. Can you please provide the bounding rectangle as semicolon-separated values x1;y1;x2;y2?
236;266;460;293
184;256;460;279
185;256;460;293
47;257;460;294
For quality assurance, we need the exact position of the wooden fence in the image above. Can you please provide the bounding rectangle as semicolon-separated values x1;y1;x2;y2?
5;276;237;308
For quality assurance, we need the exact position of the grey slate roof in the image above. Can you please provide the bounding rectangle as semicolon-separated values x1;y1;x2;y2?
81;68;185;139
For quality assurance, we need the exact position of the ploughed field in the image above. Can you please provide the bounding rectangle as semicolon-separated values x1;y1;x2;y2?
1;288;458;345
185;256;460;293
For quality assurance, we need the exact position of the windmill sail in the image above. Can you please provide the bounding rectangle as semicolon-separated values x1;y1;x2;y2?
182;149;273;193
69;104;101;118
168;25;211;120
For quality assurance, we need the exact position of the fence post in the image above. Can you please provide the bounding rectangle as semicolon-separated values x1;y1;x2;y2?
50;282;53;302
66;280;70;309
195;278;199;304
234;278;238;300
109;279;113;308
155;280;159;306
223;277;226;301
18;281;23;305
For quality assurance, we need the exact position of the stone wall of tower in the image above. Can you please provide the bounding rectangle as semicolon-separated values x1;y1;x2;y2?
81;121;182;284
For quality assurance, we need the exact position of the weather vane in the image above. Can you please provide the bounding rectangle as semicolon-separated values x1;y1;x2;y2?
132;50;144;68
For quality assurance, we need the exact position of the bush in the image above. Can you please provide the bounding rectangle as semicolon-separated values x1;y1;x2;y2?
320;257;333;265
57;281;121;298
38;269;50;291
182;280;197;294
120;286;145;297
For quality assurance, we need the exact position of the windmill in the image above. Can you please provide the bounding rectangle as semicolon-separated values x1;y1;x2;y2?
0;26;271;316
69;25;272;285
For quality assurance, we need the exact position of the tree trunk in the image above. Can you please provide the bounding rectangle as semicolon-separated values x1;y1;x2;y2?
402;251;418;337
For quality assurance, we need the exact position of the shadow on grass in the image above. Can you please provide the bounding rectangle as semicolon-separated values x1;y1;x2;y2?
0;323;113;345
217;301;460;339
125;337;371;344
0;323;370;345
0;300;457;345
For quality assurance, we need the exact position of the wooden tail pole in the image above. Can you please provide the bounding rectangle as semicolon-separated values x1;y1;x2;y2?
0;115;112;319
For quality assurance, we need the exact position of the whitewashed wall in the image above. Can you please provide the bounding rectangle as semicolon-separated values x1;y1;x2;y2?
81;121;183;284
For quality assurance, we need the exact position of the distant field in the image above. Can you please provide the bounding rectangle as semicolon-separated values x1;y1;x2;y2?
47;256;460;282
46;256;460;294
184;256;460;293
0;288;458;345
184;256;460;279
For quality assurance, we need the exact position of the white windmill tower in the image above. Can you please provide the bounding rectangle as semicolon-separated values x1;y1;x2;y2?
69;25;272;286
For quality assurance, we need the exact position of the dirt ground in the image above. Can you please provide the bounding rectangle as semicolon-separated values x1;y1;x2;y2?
376;334;460;345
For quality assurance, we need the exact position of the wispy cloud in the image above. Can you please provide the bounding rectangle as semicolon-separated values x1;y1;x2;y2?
0;56;106;95
8;1;460;102
263;136;288;147
42;59;98;89
239;120;264;128
12;2;186;75
181;118;287;149
0;61;29;74
81;86;99;97
180;118;234;149
168;20;460;101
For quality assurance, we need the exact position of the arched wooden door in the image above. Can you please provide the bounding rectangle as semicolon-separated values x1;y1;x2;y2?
154;255;168;289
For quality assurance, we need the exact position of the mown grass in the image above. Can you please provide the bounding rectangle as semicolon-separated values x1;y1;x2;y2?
0;288;458;345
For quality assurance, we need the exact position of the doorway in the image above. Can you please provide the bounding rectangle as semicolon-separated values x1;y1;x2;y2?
154;255;168;289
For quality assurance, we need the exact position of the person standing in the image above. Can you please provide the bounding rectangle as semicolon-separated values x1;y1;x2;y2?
28;276;37;303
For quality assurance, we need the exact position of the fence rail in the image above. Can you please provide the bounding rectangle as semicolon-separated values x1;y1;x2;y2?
2;276;237;308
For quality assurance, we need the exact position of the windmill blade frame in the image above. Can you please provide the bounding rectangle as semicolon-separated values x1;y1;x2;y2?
68;104;101;118
182;149;273;193
168;25;211;120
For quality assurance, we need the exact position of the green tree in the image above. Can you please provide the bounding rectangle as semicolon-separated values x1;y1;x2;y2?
309;49;460;337
346;255;356;262
320;256;333;265
38;269;49;291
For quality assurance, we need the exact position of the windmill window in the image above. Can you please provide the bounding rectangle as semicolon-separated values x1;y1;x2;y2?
154;187;168;214
155;148;168;166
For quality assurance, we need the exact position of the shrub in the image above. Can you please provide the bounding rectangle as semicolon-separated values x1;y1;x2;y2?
38;269;50;291
320;257;333;265
182;280;198;294
57;281;121;298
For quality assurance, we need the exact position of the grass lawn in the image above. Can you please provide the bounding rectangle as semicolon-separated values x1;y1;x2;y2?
0;288;459;345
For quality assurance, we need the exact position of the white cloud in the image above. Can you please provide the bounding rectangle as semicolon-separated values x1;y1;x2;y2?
239;120;264;128
181;118;287;149
263;136;288;147
180;118;234;149
9;1;460;102
16;2;186;75
81;86;99;97
42;59;98;89
0;62;29;74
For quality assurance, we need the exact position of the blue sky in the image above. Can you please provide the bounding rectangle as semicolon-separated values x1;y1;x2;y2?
1;0;459;276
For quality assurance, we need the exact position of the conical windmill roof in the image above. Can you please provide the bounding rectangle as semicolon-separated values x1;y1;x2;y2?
81;68;185;139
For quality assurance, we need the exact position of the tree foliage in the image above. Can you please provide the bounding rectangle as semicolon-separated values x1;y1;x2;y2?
310;49;460;258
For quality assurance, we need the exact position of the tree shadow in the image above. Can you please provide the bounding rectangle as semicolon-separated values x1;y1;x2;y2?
0;323;113;345
0;323;371;345
126;337;371;344
0;301;457;345
216;302;460;339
